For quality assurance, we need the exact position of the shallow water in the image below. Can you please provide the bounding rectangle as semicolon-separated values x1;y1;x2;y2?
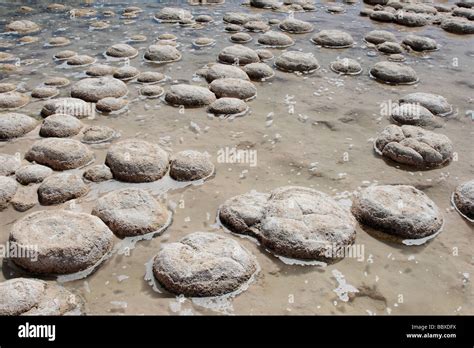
0;0;472;315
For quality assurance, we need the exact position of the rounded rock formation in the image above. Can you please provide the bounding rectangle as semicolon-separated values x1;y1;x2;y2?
374;124;454;167
210;78;257;100
452;180;474;220
352;185;443;239
275;51;320;73
39;113;83;138
0;113;37;140
92;188;170;237
165;84;216;107
25;138;94;170
71;77;128;103
9;210;114;274
105;139;169;183
370;61;418;84
38;172;89;205
169;150;214;181
152;232;258;297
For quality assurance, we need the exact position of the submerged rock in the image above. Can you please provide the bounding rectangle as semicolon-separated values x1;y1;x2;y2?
399;92;452;116
71;77;128;103
96;97;128;113
208;97;249;116
257;30;294;47
92;188;170;237
210;78;257;100
169;150;214;181
204;64;249;83
389;103;438;127
279;18;314;33
402;35;438;51
0;154;21;176
219;186;357;261
152;232;258;297
38;172;89;205
364;30;397;44
374;124;454;167
105;139;169;183
0;278;83;315
370;61;418;84
83;164;113;182
105;43;138;59
9;210;114;274
144;45;181;63
330;58;362;75
352;185;443;239
6;20;40;34
39;113;83;138
165;84;216;107
453;180;474;220
41;98;93;119
0;176;17;210
275;51;320;73
243;62;275;80
15;164;52;185
218;45;260;65
25;138;94;170
0;113;37;140
0;92;29;110
311;30;354;48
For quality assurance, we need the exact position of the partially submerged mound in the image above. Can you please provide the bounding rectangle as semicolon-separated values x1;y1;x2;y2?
152;232;258;297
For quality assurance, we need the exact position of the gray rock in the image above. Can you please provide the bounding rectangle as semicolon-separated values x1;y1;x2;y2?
105;139;169;183
256;49;274;61
105;43;138;58
154;7;193;22
218;45;260;65
165;84;216;107
0;92;29;110
390;103;438;127
39;113;83;138
279;18;314;33
71;77;128;103
441;18;474;34
393;11;427;26
15;164;52;185
208;98;249;116
31;87;59;99
243;63;275;80
9;210;114;274
86;64;117;77
257;30;294;47
365;30;397;44
96;97;128;113
311;30;354;48
6;20;40;34
66;55;95;66
230;32;253;43
210;78;257;100
81;125;116;144
402;35;438;51
139;85;164;98
38;172;89;205
0;278;84;315
223;12;262;25
204;64;249;83
370;61;418;84
144;45;182;63
137;71;166;84
275;51;320;73
370;10;395;22
352;185;443;239
25;138;94;170
83;164;113;182
453;180;474;220
169;150;214;181
330;58;362;75
363;0;389;5
113;66;140;81
220;186;357;261
399;92;452;116
41;98;93;119
377;41;403;54
374;124;454;167
0;154;21;176
152;232;258;297
244;20;270;32
92;188;170;237
11;185;37;211
0;113;37;140
453;7;474;20
0;176;17;210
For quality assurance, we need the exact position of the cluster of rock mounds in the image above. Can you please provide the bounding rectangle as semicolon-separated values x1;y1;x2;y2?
361;0;474;34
